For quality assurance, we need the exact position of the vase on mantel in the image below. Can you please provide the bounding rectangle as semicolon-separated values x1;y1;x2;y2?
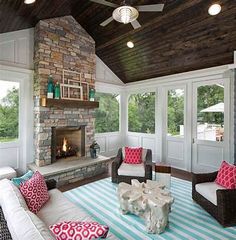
47;75;54;99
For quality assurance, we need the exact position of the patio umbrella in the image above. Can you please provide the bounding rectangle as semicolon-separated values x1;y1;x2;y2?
200;102;224;113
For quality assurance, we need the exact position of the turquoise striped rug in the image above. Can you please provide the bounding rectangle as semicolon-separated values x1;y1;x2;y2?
64;177;236;240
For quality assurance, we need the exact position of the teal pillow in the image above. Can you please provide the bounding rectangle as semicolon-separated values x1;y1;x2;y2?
11;170;34;186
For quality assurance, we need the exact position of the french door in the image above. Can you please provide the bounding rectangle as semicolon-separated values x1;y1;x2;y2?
163;85;187;170
192;79;230;173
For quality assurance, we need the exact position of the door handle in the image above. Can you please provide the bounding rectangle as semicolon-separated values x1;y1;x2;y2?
192;138;195;144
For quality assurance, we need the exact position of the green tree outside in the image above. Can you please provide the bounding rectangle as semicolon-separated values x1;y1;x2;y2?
168;89;184;136
128;92;155;134
0;87;19;142
95;93;119;133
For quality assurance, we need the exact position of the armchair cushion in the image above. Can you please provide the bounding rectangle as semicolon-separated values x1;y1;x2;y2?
195;182;226;205
118;163;145;177
215;161;236;189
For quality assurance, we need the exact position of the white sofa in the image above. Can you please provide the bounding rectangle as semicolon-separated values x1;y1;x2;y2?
0;179;115;240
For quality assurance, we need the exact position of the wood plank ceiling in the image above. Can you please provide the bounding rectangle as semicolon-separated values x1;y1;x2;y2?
0;0;235;83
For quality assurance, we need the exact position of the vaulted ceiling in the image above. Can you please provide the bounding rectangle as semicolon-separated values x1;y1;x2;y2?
0;0;235;83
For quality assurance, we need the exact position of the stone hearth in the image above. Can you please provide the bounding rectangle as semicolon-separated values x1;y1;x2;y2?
34;16;96;167
28;156;112;187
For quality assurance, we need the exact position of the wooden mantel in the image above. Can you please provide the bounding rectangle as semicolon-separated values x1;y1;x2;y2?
42;98;99;109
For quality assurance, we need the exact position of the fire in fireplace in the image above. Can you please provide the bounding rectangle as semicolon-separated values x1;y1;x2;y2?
56;137;79;159
51;125;86;162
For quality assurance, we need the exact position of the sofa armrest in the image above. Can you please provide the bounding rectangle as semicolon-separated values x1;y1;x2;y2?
192;171;218;190
46;179;57;190
217;189;236;226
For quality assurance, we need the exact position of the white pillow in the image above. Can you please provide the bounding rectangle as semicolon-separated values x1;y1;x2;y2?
122;147;147;162
0;179;28;212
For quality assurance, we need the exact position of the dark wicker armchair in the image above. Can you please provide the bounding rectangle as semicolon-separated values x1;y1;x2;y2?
192;171;236;227
111;148;152;184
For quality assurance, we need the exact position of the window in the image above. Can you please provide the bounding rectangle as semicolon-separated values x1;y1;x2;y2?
197;83;224;141
95;92;120;133
167;89;184;137
128;92;155;134
0;80;19;143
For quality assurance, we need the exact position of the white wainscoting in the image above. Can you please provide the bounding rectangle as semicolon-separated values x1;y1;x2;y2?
95;132;122;157
192;142;224;173
126;133;158;161
0;143;20;169
166;137;186;169
0;29;34;69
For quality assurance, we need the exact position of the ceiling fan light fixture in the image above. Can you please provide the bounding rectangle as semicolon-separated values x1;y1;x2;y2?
113;6;139;24
24;0;36;4
208;3;221;15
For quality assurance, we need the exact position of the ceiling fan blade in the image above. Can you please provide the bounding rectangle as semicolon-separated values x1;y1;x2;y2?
136;4;164;12
100;16;114;27
90;0;119;8
131;20;141;29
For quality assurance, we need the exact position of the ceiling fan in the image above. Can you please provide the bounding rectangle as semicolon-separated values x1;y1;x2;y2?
90;0;164;29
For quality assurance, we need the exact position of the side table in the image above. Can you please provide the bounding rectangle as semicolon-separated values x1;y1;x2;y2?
154;163;171;189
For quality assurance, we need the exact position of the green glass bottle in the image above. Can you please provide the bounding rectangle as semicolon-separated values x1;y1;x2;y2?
54;82;60;99
89;88;95;101
47;75;54;99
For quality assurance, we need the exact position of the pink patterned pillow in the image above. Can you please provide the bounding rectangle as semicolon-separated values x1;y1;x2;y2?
49;221;109;240
20;171;49;214
215;161;236;189
124;147;142;164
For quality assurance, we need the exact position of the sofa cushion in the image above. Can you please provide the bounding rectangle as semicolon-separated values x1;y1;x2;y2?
11;170;34;187
215;160;236;189
195;182;226;205
37;189;93;227
20;171;49;214
0;179;28;212
124;147;142;164
0;179;54;240
49;221;109;240
6;208;54;240
118;162;145;177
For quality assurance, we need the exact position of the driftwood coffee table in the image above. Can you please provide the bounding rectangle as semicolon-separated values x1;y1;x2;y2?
117;179;174;234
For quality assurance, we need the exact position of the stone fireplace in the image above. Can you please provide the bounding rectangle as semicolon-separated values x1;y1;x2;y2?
51;125;86;163
34;15;96;167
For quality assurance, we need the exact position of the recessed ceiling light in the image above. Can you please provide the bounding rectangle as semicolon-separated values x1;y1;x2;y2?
127;41;134;48
24;0;36;4
208;3;221;16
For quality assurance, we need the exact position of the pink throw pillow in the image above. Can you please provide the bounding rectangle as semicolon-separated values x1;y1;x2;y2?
20;171;49;214
50;221;109;240
124;147;142;164
215;161;236;189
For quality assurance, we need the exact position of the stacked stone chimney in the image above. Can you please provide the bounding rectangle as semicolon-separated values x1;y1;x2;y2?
34;16;96;167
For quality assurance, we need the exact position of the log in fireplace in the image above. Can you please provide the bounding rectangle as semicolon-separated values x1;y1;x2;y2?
51;125;86;163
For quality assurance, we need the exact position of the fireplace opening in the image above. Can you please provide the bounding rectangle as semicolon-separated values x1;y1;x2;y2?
51;125;86;163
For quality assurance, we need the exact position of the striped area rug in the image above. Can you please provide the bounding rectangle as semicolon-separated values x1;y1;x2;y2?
64;177;236;240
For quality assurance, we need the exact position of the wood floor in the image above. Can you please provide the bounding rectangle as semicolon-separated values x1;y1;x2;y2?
59;167;192;192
